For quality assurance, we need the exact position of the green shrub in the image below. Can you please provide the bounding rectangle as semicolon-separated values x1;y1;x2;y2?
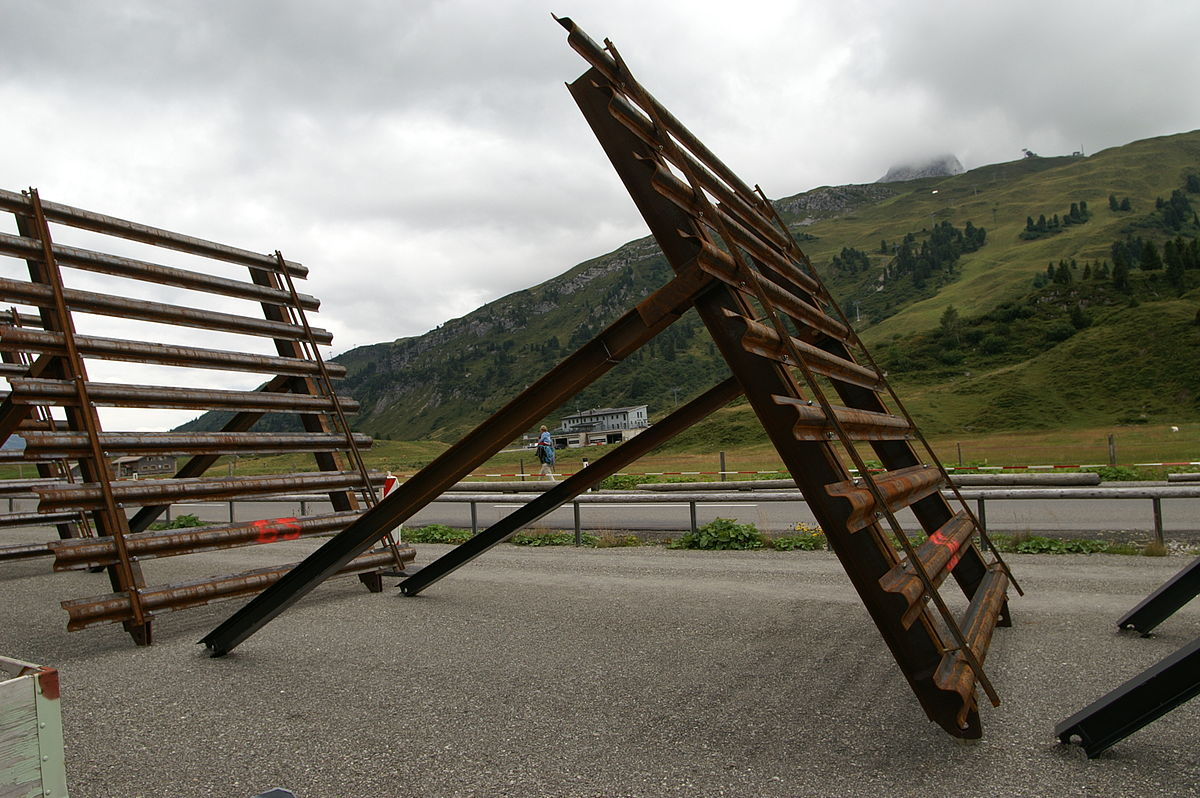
600;474;645;490
1089;465;1144;481
770;533;825;551
148;513;205;531
989;533;1117;554
404;524;473;544
669;518;765;550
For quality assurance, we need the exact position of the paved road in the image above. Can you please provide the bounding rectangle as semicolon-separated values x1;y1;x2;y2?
3;536;1200;797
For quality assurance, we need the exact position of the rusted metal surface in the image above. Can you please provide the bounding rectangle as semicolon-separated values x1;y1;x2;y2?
773;395;913;441
35;470;375;512
551;16;1015;738
825;464;945;532
21;431;372;458
0;186;308;278
1;186;407;644
730;311;883;391
692;240;847;341
880;510;976;626
0;511;80;529
0;276;332;343
0;326;346;377
8;377;358;412
0;541;52;560
0;230;320;309
62;549;407;630
48;512;362;570
933;564;1009;726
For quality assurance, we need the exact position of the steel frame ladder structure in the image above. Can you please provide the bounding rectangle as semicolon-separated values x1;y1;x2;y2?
0;188;413;645
1056;556;1200;756
203;18;1018;738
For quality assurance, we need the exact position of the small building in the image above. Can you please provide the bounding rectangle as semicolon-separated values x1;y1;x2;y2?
562;405;648;433
526;405;650;449
112;455;177;478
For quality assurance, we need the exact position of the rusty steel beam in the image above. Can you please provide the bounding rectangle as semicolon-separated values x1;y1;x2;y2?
7;378;358;413
0;231;320;310
36;470;375;513
730;312;883;391
0;541;52;561
556;16;763;214
0;277;332;344
22;187;152;642
0;477;64;494
0;511;81;528
0;326;344;377
48;511;362;570
825;464;945;533
772;395;913;442
933;564;1009;727
61;548;409;630
692;240;847;342
880;511;977;627
0;187;308;279
21;431;372;458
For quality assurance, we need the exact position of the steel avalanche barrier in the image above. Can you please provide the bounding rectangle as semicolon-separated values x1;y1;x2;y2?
0;188;415;645
201;17;1018;740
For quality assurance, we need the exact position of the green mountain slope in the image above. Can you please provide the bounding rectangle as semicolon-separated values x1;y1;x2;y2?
185;130;1200;443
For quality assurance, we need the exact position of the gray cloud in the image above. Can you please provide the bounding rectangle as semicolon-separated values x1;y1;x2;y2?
1;0;1197;371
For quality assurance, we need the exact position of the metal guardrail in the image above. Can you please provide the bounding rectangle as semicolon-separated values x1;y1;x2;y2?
11;480;1200;547
6;482;1199;546
427;485;1200;545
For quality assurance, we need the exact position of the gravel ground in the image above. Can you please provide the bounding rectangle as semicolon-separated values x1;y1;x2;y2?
3;537;1200;798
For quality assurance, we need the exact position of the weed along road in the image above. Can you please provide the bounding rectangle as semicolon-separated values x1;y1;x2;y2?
4;534;1199;797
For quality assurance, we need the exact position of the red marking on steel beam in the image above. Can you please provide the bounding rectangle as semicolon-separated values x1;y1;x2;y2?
929;528;963;571
252;517;302;544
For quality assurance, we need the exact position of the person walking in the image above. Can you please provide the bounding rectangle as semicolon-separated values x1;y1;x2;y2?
536;425;556;482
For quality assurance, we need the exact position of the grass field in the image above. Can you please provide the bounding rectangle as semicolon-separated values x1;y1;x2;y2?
2;423;1193;486
50;420;1183;484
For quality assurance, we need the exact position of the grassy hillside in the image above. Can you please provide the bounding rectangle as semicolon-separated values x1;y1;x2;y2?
181;130;1200;445
793;132;1200;343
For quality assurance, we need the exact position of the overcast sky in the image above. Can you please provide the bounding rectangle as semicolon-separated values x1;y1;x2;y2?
2;0;1199;361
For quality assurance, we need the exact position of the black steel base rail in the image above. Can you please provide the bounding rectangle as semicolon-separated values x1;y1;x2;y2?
399;377;741;596
200;265;715;656
1117;555;1200;635
1055;635;1200;757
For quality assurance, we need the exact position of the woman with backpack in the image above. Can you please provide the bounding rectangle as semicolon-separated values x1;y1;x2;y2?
535;425;556;482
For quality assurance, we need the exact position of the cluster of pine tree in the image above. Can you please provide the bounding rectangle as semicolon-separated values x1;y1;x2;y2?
1034;258;1111;288
885;220;987;289
829;246;871;275
1020;200;1091;239
1154;189;1198;230
1107;194;1133;212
